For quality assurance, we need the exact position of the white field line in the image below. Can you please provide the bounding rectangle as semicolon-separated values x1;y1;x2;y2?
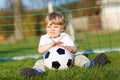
0;47;120;61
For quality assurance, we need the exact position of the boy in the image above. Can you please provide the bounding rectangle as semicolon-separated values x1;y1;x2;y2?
20;12;107;78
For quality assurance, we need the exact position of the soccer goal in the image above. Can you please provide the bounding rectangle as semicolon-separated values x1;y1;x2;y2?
0;0;120;61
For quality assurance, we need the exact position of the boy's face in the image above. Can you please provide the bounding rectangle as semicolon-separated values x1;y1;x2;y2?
46;22;64;38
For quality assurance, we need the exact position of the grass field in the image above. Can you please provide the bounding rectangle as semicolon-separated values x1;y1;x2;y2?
0;52;120;80
0;31;120;80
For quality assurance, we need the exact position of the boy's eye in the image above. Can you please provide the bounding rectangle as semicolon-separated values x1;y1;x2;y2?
54;26;59;28
47;26;51;28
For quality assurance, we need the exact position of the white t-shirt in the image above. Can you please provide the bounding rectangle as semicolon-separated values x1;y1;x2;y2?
39;32;75;47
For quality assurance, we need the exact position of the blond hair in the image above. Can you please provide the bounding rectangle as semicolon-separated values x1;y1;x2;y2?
45;12;66;29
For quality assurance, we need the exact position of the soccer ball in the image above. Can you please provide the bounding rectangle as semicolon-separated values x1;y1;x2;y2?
44;46;74;70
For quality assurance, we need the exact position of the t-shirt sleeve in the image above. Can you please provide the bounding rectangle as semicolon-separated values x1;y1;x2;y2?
39;36;46;46
62;34;75;47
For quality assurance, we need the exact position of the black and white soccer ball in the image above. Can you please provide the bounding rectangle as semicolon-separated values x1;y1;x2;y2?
44;46;74;70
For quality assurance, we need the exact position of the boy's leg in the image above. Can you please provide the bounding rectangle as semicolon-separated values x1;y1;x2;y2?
20;59;45;78
33;59;45;72
74;54;90;67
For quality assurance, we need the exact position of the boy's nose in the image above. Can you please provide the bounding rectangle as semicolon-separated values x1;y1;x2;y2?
50;28;54;30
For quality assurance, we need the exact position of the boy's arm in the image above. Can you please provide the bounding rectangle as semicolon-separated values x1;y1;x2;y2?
38;42;55;54
38;41;63;54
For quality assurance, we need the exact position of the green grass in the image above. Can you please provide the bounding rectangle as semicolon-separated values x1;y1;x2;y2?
75;30;120;50
0;52;120;80
0;38;38;57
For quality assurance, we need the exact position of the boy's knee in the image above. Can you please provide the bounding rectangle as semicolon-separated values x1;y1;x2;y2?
74;55;90;67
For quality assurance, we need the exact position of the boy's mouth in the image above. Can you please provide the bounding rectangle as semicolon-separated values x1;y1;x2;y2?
50;32;55;34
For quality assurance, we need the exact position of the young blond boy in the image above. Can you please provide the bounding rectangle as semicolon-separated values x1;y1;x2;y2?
20;12;107;78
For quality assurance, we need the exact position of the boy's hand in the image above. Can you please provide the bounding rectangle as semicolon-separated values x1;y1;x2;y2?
55;41;63;46
54;42;73;53
61;45;73;53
